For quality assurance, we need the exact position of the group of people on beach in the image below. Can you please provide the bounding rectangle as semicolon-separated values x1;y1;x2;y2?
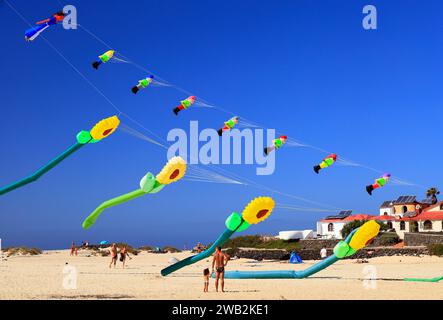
70;241;131;269
203;247;230;293
109;243;131;269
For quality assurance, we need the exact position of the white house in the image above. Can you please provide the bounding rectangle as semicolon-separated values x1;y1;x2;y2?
278;230;314;240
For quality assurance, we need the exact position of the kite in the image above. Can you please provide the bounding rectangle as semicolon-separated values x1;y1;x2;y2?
314;154;337;174
366;173;391;195
222;220;380;279
82;157;187;229
161;197;275;276
264;135;287;155
173;96;196;115
0;116;120;196
92;50;115;70
217;116;239;136
25;10;65;42
404;276;443;283
131;75;154;94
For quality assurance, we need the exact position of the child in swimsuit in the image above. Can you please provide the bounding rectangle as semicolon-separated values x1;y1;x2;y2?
203;268;210;292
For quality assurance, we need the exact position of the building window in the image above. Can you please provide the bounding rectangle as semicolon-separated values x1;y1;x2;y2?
387;222;393;229
402;206;408;214
440;204;443;210
400;221;406;231
328;223;334;232
423;220;433;231
384;212;388;216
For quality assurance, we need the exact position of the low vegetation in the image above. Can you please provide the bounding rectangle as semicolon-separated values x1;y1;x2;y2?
379;233;400;246
222;235;300;255
162;246;181;253
138;246;154;252
428;244;443;256
3;247;42;257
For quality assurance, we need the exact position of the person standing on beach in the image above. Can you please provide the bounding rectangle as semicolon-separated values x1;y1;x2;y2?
109;243;118;269
70;241;76;256
119;246;131;269
212;247;229;292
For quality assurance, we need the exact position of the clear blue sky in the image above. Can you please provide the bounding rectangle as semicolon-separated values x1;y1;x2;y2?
0;0;442;249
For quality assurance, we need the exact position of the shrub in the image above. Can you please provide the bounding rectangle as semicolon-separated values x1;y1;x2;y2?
138;246;154;252
163;246;181;253
380;233;400;246
223;235;300;251
428;244;443;256
4;247;42;256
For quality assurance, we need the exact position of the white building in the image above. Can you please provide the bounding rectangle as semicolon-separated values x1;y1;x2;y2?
278;230;314;240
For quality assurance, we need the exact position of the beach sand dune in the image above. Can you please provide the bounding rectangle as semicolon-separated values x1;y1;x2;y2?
0;250;442;300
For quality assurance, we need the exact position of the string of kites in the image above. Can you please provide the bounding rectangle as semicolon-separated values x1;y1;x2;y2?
1;9;393;227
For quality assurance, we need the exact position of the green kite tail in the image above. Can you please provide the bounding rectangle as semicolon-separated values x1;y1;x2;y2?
404;276;443;283
82;173;165;230
0;132;92;197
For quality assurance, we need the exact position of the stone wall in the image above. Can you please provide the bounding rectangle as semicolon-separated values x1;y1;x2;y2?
234;246;429;261
404;232;443;246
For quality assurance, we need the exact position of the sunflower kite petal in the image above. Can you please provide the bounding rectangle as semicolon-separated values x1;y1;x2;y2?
242;197;275;225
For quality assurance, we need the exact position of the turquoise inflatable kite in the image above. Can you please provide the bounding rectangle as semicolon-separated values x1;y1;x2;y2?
0;116;120;196
221;220;380;280
161;197;275;276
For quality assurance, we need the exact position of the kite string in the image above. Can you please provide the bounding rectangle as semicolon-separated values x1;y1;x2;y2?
73;22;428;188
3;1;362;211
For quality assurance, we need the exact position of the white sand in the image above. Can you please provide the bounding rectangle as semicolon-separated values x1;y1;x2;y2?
0;250;442;300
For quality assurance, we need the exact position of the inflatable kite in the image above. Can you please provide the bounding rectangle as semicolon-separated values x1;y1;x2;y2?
82;157;187;229
366;173;391;195
264;135;287;155
404;276;443;283
131;75;154;94
173;96;196;115
314;154;337;174
161;197;275;276
217;116;239;136
92;50;115;70
221;220;380;279
0;116;120;196
25;10;65;42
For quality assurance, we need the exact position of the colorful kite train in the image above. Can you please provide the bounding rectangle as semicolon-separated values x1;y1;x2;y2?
366;173;391;195
25;10;65;42
0;116;120;196
264;135;287;155
217;116;239;136
82;157;187;229
131;75;154;94
314;154;337;174
92;50;115;70
173;96;196;115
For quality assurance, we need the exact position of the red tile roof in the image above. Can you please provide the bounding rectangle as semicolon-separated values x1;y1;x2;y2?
320;211;443;223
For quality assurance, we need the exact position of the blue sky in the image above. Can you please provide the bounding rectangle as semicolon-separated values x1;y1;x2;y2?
0;0;442;249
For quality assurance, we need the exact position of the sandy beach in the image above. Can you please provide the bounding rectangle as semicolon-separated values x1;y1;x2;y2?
0;250;442;300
